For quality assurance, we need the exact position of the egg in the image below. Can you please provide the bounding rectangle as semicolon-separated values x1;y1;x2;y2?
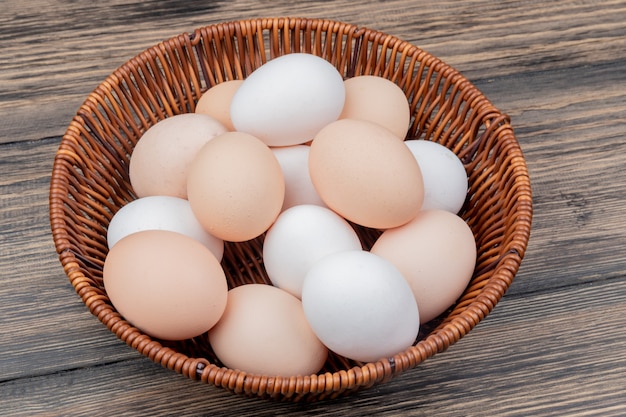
103;230;228;340
195;80;244;131
186;131;285;242
230;53;345;147
271;145;326;211
263;204;362;298
129;113;227;199
106;195;224;260
309;118;424;229
371;209;477;323
340;75;411;139
405;140;468;214
301;250;420;363
208;284;328;377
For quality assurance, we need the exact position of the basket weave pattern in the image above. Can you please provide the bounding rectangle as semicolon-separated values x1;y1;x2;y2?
49;17;532;401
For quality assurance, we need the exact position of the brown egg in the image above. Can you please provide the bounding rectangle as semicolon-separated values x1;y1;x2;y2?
371;209;477;323
340;75;411;139
208;284;328;376
129;113;227;199
309;118;424;229
195;80;244;131
103;230;228;340
186;132;285;242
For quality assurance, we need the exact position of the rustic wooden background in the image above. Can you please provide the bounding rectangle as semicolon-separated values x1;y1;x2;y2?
1;1;625;415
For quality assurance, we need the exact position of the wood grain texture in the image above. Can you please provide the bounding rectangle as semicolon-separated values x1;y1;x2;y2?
3;280;626;416
483;61;626;295
0;138;142;383
2;0;626;415
2;0;625;143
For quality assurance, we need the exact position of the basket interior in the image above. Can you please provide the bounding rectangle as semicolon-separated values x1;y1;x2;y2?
49;17;532;401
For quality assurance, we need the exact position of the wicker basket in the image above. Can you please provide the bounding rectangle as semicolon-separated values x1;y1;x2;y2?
49;17;532;401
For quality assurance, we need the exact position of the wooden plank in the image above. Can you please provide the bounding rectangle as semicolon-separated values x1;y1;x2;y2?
2;278;625;416
479;60;626;296
0;138;141;382
2;0;626;142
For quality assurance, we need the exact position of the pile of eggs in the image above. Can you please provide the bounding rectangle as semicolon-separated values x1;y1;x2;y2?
103;53;476;377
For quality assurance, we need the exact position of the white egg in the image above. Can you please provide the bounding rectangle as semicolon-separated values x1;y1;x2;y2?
263;205;362;299
271;145;327;211
230;53;345;147
404;140;468;214
107;195;224;260
301;250;420;363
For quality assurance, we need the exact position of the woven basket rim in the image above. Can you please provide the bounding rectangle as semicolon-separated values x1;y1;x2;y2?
49;17;532;402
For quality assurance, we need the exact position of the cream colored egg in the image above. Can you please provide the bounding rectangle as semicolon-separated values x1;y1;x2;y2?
371;209;477;323
208;284;328;376
340;75;411;139
129;113;227;199
195;80;243;131
309;118;424;229
187;132;285;242
103;230;228;341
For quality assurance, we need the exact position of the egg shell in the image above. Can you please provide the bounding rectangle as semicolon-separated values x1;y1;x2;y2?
208;284;328;377
370;209;477;323
340;75;411;139
186;131;285;242
230;53;346;147
195;80;244;131
309;118;424;229
103;230;228;341
106;195;224;260
263;204;362;298
405;140;468;214
129;113;227;199
301;250;420;363
271;145;327;211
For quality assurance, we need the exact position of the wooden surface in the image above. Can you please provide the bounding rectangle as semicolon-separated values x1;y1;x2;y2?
1;1;625;415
